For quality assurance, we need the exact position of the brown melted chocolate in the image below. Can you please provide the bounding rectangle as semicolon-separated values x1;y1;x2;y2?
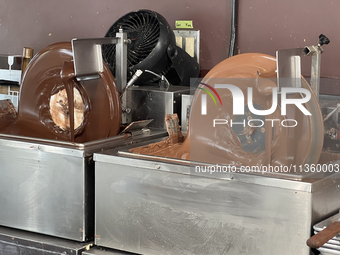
0;100;17;129
0;42;121;142
131;53;324;167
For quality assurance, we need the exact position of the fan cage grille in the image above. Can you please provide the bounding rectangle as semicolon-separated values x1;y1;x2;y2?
102;12;161;77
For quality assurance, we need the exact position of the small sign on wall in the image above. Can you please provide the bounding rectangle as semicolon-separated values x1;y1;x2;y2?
175;20;193;29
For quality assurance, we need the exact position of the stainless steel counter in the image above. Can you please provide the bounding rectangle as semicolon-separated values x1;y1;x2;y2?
93;139;340;255
0;130;166;242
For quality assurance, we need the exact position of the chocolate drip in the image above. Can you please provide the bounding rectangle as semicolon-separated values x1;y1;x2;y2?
60;61;75;142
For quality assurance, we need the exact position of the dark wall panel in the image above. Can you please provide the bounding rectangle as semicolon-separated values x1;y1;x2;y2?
0;0;231;70
2;0;338;77
237;0;340;77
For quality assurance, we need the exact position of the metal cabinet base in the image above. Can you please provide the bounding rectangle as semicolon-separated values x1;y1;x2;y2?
93;143;340;255
0;131;166;242
0;226;92;255
83;247;136;255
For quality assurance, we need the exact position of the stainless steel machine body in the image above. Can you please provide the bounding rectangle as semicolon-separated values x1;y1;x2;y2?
0;30;171;242
0;131;166;242
126;85;194;129
93;142;340;255
181;94;193;132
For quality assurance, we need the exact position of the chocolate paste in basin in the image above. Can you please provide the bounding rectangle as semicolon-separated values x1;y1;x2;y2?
0;42;121;142
131;53;324;168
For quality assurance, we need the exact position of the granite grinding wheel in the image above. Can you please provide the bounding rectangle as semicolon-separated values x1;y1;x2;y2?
5;42;121;143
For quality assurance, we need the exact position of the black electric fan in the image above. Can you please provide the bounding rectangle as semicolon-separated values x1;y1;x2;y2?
102;9;199;86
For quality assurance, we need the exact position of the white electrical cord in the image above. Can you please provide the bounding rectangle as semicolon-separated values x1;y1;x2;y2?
144;69;171;88
120;69;171;99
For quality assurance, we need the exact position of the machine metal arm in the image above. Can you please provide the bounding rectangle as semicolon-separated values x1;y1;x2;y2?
276;34;330;101
71;29;128;92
